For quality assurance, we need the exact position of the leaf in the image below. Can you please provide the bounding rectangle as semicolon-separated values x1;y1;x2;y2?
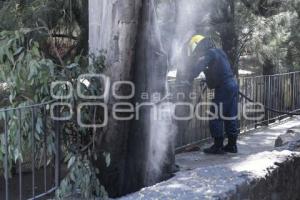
20;28;32;35
93;153;98;161
9;94;14;104
103;152;111;167
70;172;75;182
66;63;79;69
13;148;22;163
28;60;39;80
32;45;40;57
14;47;24;56
5;46;14;64
68;156;76;169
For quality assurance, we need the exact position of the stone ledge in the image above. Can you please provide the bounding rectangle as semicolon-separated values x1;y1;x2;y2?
119;151;300;200
118;117;300;200
230;153;300;200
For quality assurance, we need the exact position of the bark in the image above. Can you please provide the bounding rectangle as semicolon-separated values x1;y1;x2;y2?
123;0;171;193
89;0;143;197
73;0;89;56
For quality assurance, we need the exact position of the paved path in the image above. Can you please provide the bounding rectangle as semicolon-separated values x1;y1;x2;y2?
119;117;300;200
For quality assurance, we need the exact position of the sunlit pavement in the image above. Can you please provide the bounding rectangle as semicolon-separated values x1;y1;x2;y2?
119;117;300;199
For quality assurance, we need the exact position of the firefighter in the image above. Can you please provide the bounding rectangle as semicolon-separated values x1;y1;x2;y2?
187;35;239;154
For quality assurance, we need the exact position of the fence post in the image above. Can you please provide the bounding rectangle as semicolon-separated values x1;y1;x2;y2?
267;76;271;125
18;109;22;200
4;111;9;200
43;107;48;192
31;108;36;199
54;107;61;188
293;72;296;111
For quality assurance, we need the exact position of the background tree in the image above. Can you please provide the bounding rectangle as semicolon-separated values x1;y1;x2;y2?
0;0;88;62
235;0;300;74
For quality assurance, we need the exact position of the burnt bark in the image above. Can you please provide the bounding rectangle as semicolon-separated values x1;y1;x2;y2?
124;0;171;193
89;0;143;197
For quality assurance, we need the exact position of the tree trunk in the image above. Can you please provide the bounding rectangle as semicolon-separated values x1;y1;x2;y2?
89;0;143;197
89;0;174;197
123;0;172;193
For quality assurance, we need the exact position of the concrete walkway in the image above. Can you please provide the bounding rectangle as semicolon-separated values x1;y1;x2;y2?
120;117;300;200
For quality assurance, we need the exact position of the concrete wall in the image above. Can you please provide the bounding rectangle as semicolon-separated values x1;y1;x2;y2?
233;155;300;200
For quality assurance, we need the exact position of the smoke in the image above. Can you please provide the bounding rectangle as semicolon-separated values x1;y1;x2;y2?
144;0;214;185
145;102;177;184
143;0;178;185
170;0;213;69
89;0;214;187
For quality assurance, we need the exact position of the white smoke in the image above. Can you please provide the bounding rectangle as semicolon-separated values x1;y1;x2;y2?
146;102;177;184
89;0;213;187
170;0;212;69
143;0;178;185
145;0;213;185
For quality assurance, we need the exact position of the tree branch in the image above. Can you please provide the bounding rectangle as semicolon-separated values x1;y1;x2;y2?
51;34;78;40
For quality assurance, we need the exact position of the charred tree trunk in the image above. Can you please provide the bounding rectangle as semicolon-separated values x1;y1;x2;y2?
124;0;171;193
89;0;143;197
90;0;174;197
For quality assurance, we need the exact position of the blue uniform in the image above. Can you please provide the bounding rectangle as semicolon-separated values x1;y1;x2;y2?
191;48;239;138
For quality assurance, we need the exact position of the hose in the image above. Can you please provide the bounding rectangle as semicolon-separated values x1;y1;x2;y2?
154;83;300;116
238;91;300;116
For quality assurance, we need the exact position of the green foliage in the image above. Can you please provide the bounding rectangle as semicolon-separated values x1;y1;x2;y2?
52;52;108;199
0;106;56;177
56;155;109;199
0;0;73;30
0;28;109;199
0;29;55;103
0;0;63;33
235;0;300;72
0;29;56;179
0;0;88;63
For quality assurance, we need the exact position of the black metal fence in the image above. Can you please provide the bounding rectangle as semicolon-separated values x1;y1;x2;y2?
239;72;300;131
0;72;300;199
0;101;62;200
172;71;300;149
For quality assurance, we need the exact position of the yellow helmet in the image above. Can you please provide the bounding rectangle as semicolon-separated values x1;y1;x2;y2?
188;35;205;55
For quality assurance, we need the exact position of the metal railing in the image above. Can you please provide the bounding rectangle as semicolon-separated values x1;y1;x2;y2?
239;72;300;131
1;71;299;199
172;71;300;149
0;101;62;200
